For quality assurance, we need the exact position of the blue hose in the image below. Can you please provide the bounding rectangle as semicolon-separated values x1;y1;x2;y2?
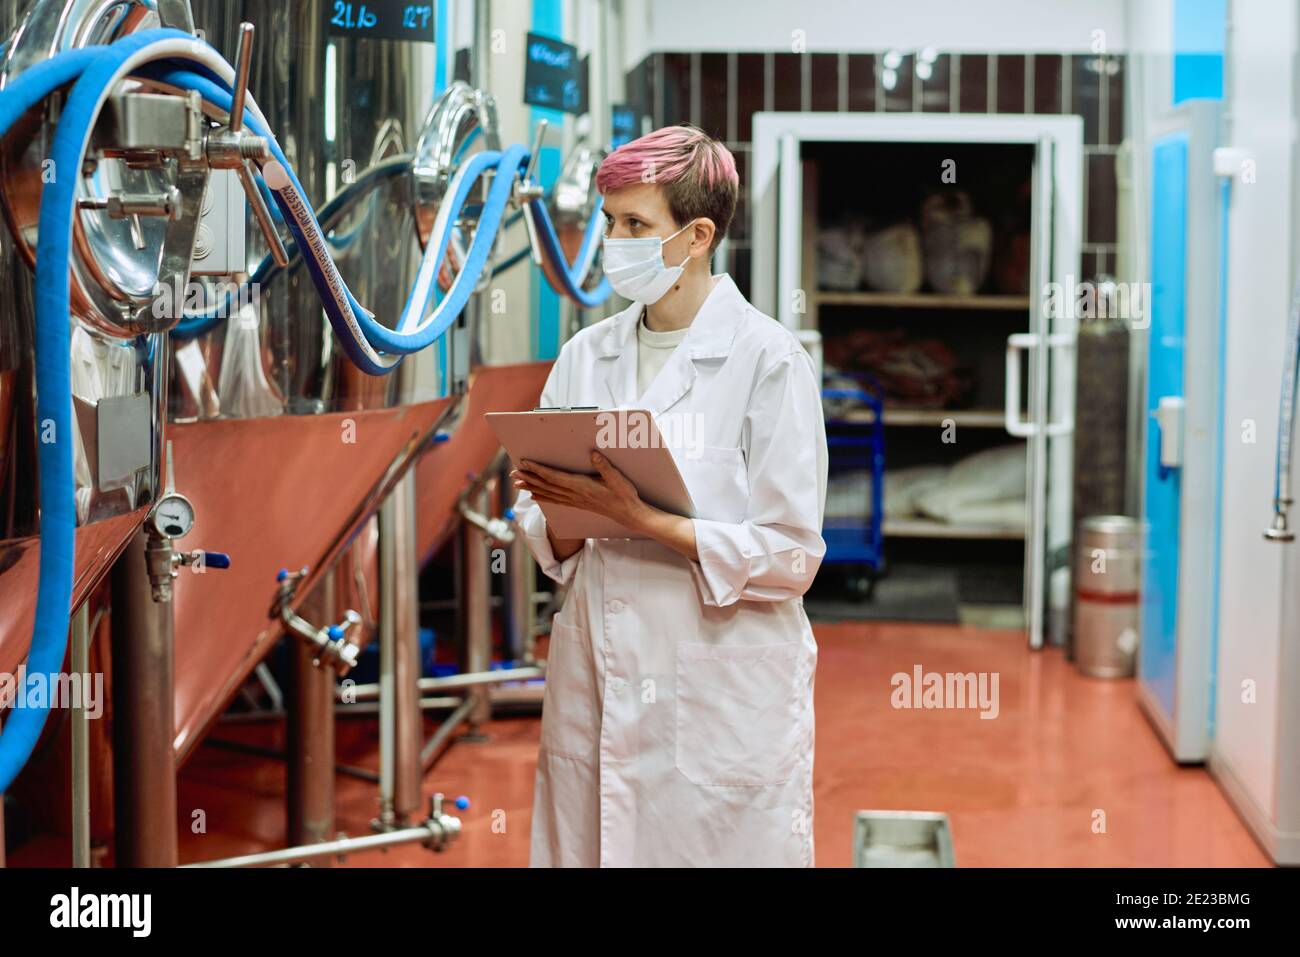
0;48;111;791
142;64;530;361
0;30;199;791
0;46;100;130
528;195;611;307
167;153;412;341
264;144;527;369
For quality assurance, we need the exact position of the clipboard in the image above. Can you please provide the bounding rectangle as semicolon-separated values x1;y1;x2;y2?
487;407;696;539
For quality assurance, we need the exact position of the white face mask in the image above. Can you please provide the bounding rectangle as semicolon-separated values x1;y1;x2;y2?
601;219;697;304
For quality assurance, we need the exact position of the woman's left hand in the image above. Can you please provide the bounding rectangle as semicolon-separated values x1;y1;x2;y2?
512;452;650;531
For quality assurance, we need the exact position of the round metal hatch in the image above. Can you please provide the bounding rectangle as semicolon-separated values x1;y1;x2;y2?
0;0;181;337
412;80;502;288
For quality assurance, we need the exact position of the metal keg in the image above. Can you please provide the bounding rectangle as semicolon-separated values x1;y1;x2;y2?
1073;515;1140;678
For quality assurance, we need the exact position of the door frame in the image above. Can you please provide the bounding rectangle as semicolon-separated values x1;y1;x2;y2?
751;112;1084;648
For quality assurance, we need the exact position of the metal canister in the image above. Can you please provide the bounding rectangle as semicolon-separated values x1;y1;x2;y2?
1073;515;1140;678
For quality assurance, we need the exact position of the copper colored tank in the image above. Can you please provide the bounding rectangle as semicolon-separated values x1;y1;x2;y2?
169;1;488;757
416;361;554;564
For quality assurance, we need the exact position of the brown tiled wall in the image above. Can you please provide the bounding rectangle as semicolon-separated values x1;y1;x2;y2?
625;52;1124;300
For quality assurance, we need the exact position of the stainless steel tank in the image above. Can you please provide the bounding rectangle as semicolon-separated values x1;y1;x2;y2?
169;0;494;756
0;0;171;681
1073;515;1140;679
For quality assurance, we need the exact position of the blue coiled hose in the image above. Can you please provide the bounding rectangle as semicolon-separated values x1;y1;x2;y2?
0;32;192;791
528;193;610;307
0;50;117;792
168;154;412;339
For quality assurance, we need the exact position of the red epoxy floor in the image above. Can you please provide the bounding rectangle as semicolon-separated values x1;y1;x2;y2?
175;621;1270;868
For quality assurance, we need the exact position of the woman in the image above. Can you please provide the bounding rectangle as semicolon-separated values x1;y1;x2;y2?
511;124;828;867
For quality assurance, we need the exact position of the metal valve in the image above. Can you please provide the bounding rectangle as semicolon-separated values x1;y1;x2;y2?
80;187;184;221
275;567;365;673
515;119;550;267
420;793;464;853
1264;499;1295;543
204;22;289;267
319;612;364;672
142;492;229;602
458;497;516;544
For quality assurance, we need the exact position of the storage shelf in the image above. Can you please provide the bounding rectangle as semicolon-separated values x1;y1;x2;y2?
816;291;1030;310
881;517;1026;540
830;407;1008;429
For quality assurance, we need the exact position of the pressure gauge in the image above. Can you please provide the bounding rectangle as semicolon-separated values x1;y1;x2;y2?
149;493;196;540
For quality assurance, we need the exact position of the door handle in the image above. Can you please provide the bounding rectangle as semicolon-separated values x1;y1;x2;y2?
1152;395;1185;469
1005;333;1036;437
1005;333;1074;437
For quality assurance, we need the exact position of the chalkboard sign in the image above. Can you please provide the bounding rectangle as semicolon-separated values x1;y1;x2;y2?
524;32;582;114
611;105;639;148
325;1;436;43
576;53;590;117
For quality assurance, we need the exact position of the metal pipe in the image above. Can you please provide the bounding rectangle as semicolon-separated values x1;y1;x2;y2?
110;528;179;868
287;571;337;855
471;0;492;93
502;462;536;663
463;480;494;728
70;604;91;869
338;666;545;703
337;697;461;715
591;0;611;156
421;595;505;611
217;693;469;720
183;794;461;868
185;824;426;868
1266;279;1300;541
378;472;422;827
422;697;476;771
203;738;379;783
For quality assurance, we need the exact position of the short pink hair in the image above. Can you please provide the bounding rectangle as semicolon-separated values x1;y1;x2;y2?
596;124;739;250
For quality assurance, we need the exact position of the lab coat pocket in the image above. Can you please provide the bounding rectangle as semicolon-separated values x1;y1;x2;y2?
675;642;801;787
675;444;748;524
540;619;599;760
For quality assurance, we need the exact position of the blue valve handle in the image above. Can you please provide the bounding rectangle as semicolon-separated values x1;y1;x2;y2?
277;566;309;583
202;551;231;569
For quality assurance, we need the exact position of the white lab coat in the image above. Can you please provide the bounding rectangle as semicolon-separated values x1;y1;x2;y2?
514;272;828;867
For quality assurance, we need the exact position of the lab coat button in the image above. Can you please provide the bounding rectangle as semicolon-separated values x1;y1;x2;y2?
608;599;624;613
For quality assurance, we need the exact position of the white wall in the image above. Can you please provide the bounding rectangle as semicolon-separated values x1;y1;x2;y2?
1212;0;1298;856
619;0;1129;69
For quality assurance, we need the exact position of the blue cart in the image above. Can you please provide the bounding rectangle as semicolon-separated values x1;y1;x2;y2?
821;374;886;597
